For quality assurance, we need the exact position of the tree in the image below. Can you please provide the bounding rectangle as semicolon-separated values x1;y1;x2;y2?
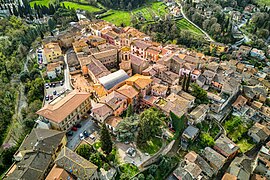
148;164;158;175
200;132;214;147
185;72;191;92
116;114;139;142
100;123;113;154
137;108;163;146
48;18;56;31
138;174;145;180
76;144;94;159
182;74;187;88
146;174;155;180
190;83;209;104
126;104;133;117
89;152;103;168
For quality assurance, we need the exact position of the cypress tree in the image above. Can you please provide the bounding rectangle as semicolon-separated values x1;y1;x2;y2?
185;72;191;92
100;123;113;155
182;74;187;90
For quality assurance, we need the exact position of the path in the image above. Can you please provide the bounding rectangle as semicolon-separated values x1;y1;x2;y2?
63;53;73;90
178;2;215;42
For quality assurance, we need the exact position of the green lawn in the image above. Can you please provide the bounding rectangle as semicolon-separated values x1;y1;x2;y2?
237;138;255;153
61;2;101;12
119;163;139;177
256;0;270;6
139;137;162;155
30;0;55;7
151;2;168;17
176;19;203;35
102;10;131;26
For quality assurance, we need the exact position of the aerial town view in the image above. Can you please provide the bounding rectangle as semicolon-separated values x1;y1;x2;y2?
0;0;270;179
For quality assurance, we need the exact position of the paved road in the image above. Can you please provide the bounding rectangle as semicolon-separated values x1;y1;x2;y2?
178;2;215;42
67;118;99;151
63;53;73;90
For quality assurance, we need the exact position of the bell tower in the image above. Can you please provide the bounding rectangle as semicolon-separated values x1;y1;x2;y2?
119;46;132;76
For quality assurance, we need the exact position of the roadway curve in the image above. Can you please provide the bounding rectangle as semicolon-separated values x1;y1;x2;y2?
179;3;215;42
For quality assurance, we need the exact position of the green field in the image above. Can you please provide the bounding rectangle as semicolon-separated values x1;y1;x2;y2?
256;0;270;6
102;10;131;26
176;19;203;36
152;2;168;16
60;1;101;12
30;0;55;7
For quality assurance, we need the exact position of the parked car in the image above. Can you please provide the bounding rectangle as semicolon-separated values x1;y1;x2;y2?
52;83;56;87
83;130;89;137
71;127;78;131
49;95;53;100
90;134;96;140
75;124;82;128
45;84;49;89
53;90;57;95
79;133;84;140
60;81;63;86
45;95;49;101
126;147;136;157
67;131;73;136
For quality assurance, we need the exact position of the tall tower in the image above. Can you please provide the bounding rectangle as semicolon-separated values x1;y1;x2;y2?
119;46;132;76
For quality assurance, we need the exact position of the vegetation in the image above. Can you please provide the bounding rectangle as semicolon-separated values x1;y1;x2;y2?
60;1;101;12
119;163;139;179
116;114;139;142
200;132;215;147
137;108;164;147
170;112;187;139
139;137;163;155
76;144;95;159
101;10;131;26
190;83;209;104
126;104;133;117
98;0;146;10
100;123;113;154
237;138;255;153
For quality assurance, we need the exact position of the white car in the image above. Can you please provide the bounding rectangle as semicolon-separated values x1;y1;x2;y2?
79;133;84;140
89;134;96;140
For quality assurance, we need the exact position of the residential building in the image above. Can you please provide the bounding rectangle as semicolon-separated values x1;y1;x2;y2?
226;155;253;180
47;61;63;79
169;165;193;180
92;48;118;69
130;54;149;74
232;95;248;116
105;116;123;135
181;125;199;149
36;90;91;131
91;103;113;124
125;74;152;98
151;83;168;97
253;145;270;179
46;165;73;180
72;40;88;53
55;147;99;180
184;151;215;178
248;122;270;143
100;91;128;116
188;104;209;125
4;128;66;180
87;58;111;83
214;135;239;159
88;35;106;47
210;42;228;54
117;84;139;105
222;173;237;180
203;147;226;172
178;91;195;108
250;48;266;60
44;42;62;62
131;39;151;58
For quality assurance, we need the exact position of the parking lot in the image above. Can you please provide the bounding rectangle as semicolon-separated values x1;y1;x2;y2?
44;82;66;104
67;117;99;151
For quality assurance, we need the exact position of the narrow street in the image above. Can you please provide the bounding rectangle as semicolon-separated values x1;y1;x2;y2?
63;54;73;90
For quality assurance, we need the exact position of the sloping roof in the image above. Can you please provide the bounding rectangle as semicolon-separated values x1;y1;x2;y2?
45;164;73;180
100;91;127;111
55;147;97;179
88;58;111;78
36;90;90;123
105;116;123;128
232;95;248;110
214;135;239;158
92;49;117;60
18;128;65;154
131;40;151;49
184;162;202;179
227;155;252;180
47;62;62;72
204;147;226;170
222;173;237;180
91;103;113;117
130;54;146;66
6;152;52;180
182;125;199;139
189;104;208;120
117;84;139;99
249;122;270;141
125;74;152;89
99;70;129;90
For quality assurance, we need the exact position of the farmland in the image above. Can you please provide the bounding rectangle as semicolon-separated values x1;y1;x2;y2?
60;1;101;13
176;19;203;36
30;0;55;7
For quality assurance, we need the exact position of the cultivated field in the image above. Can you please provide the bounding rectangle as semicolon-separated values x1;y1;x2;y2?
60;1;101;12
176;19;203;36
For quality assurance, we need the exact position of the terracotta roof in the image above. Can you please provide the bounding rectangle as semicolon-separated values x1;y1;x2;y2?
204;147;226;170
36;90;90;123
152;83;168;93
47;62;62;72
130;54;146;66
222;173;237;180
146;47;160;55
232;95;247;110
132;40;151;50
192;69;201;75
72;40;88;49
105;116;122;128
91;103;112;117
44;42;61;54
93;84;108;97
92;49;117;60
214;135;239;158
185;151;198;163
100;91;127;111
82;65;88;75
125;74;152;89
45;164;73;180
117;84;139;99
87;58;111;78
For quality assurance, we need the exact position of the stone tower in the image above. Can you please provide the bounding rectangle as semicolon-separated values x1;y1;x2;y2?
119;46;132;76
